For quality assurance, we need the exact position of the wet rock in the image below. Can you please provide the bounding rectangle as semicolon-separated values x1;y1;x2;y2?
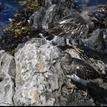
82;29;105;53
59;81;95;106
66;49;81;59
103;29;107;53
0;50;15;106
103;29;107;45
87;58;107;76
51;36;66;47
87;82;107;105
93;4;107;28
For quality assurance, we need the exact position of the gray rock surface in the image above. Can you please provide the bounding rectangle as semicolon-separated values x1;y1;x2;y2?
32;0;80;30
0;37;106;106
14;38;65;106
0;50;15;106
0;0;107;106
83;29;104;52
13;38;97;106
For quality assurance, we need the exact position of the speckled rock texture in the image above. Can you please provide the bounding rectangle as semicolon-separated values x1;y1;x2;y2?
14;38;65;106
0;0;107;106
13;38;96;106
0;50;15;106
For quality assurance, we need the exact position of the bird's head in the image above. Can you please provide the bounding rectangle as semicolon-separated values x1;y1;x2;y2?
81;10;98;32
60;52;73;64
81;10;98;22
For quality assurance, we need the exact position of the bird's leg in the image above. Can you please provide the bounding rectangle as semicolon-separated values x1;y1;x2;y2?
66;39;84;54
38;33;47;41
81;90;88;97
72;45;84;54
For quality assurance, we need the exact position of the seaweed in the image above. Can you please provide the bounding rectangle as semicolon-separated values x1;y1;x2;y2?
0;0;42;53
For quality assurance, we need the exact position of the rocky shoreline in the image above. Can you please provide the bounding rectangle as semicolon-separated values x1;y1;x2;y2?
0;0;107;106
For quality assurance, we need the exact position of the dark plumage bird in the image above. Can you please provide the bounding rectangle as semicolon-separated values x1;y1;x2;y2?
47;10;96;39
69;74;107;105
60;52;101;80
46;10;97;53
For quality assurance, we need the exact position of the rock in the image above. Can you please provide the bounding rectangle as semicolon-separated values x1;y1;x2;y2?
0;0;107;106
88;58;107;75
0;50;15;106
83;29;105;52
66;49;81;59
103;29;107;46
32;0;80;30
59;80;95;106
103;29;107;53
51;36;66;47
14;38;66;106
14;37;96;106
13;37;97;106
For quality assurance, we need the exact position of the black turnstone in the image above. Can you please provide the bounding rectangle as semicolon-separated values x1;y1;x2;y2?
60;52;101;80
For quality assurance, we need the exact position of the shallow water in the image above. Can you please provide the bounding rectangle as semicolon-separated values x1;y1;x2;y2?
0;0;21;31
77;0;107;10
0;0;107;34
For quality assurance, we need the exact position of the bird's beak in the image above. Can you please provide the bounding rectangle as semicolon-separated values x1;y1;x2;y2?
91;16;99;22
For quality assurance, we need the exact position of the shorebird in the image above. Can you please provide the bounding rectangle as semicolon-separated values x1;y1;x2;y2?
48;9;97;37
46;10;97;53
60;52;101;80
